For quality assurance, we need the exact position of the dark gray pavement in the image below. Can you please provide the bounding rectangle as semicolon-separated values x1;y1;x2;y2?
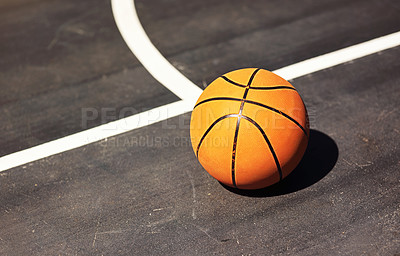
0;0;399;255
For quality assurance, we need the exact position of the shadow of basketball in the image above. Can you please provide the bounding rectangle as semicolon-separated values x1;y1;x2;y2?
221;129;338;197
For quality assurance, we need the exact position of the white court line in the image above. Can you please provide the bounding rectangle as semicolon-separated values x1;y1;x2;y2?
0;0;400;172
111;0;203;103
0;101;191;172
274;32;400;80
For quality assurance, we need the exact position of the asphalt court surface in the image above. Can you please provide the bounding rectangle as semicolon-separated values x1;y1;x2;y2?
0;0;399;255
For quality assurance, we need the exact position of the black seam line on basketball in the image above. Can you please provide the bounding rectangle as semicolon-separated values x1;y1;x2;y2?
221;76;296;91
241;115;283;181
193;97;242;109
245;100;308;137
193;97;308;137
241;68;261;100
231;115;241;188
221;75;296;91
232;103;245;188
195;114;239;158
230;68;261;188
247;68;261;86
221;76;246;88
250;86;296;91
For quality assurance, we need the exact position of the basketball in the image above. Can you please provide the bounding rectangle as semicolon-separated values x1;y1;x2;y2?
190;68;309;190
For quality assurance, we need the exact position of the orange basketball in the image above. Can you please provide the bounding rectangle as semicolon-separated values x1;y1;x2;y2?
190;68;309;190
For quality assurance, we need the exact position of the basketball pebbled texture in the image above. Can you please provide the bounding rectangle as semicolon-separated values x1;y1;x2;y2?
190;68;309;190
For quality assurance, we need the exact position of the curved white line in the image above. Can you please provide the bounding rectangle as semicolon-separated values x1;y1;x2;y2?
111;0;203;104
